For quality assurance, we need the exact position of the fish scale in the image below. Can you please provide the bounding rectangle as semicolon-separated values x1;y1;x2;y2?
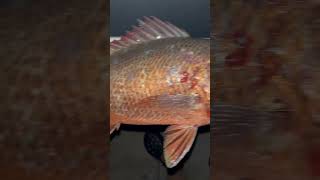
111;38;209;113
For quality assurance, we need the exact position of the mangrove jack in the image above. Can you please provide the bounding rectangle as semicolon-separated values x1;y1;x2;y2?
110;16;210;168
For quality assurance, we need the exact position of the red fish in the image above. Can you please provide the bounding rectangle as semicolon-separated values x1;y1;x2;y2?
110;17;210;168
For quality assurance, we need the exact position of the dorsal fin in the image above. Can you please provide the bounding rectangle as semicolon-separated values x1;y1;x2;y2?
110;16;190;55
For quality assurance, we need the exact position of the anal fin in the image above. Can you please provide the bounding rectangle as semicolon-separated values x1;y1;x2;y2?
110;123;120;134
110;113;121;134
163;125;198;168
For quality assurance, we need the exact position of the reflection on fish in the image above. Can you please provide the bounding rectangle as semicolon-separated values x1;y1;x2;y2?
110;17;210;168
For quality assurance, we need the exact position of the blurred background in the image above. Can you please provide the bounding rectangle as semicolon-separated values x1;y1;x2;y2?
212;1;320;180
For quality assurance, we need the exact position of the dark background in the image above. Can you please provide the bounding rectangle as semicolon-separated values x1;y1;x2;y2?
110;0;210;38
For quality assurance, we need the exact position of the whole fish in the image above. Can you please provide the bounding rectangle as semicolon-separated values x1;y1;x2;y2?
110;16;210;168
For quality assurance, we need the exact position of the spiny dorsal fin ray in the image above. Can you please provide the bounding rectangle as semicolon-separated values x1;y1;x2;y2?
110;16;190;55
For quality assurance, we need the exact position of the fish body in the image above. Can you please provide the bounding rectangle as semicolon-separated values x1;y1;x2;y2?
111;38;210;126
110;17;210;168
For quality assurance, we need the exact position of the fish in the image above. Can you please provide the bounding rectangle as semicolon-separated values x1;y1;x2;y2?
109;16;210;168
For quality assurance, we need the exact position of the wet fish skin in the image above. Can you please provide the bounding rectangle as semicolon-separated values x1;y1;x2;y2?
109;17;210;168
111;38;210;126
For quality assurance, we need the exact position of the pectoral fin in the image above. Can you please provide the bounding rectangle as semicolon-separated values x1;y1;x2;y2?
163;125;198;168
